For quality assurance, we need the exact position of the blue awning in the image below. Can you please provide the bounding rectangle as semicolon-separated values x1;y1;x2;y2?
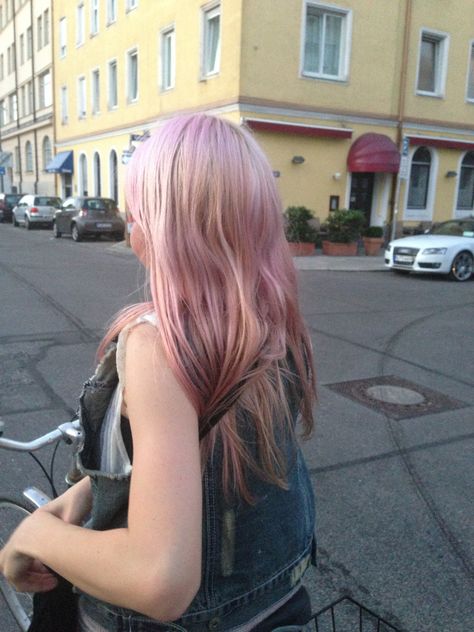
46;151;73;174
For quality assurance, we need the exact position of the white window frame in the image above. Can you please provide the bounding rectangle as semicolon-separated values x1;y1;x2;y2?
91;0;99;35
403;146;438;222
466;40;474;103
301;1;352;82
126;47;139;103
77;75;86;118
60;85;68;123
454;152;474;216
26;26;32;59
415;28;449;98
42;136;52;170
160;25;175;91
20;34;24;65
126;0;138;11
91;67;100;114
38;70;52;108
108;58;118;109
44;9;50;46
59;17;67;58
76;4;85;47
37;14;43;50
25;141;33;172
201;2;221;78
107;0;117;25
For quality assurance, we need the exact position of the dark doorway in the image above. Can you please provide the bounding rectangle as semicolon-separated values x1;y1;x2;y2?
349;172;374;224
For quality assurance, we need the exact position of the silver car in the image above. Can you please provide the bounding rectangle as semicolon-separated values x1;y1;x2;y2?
12;194;62;229
53;196;125;242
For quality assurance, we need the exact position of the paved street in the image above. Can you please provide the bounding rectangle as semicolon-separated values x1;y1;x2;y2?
0;223;473;632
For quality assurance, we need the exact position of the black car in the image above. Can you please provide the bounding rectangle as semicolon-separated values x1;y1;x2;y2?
53;196;125;242
0;193;25;223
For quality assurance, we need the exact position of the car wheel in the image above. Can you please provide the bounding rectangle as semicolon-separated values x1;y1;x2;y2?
448;251;473;282
25;217;32;230
71;224;81;242
53;222;62;238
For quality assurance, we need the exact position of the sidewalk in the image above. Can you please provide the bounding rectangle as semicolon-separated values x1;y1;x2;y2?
109;241;387;272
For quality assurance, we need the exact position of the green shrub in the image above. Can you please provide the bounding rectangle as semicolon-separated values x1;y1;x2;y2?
363;226;384;238
284;206;318;243
326;209;366;243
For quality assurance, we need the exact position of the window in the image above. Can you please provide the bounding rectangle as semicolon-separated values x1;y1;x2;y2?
60;85;68;123
161;27;175;90
0;100;6;127
126;0;138;10
202;4;220;76
108;59;118;108
27;26;32;59
407;147;431;209
456;152;474;210
91;0;99;34
25;141;33;172
20;84;26;115
467;43;474;102
59;17;67;57
79;154;88;195
78;76;86;118
303;2;350;80
93;152;101;196
0;54;3;80
417;31;448;96
91;68;100;113
127;49;138;102
109;150;118;201
7;45;11;73
14;146;20;173
42;136;52;170
38;70;52;108
9;92;17;122
0;7;3;29
20;34;24;64
27;81;33;113
44;10;50;45
107;0;117;24
37;14;43;50
76;4;85;46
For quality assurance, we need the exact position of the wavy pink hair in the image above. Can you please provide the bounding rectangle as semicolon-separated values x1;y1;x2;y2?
99;114;315;500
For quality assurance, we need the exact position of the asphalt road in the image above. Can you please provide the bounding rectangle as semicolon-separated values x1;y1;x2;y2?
0;222;473;632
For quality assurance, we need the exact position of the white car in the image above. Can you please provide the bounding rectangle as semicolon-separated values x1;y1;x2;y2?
385;218;474;282
12;194;62;230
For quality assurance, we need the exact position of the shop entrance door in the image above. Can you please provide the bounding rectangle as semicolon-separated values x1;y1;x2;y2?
349;172;374;224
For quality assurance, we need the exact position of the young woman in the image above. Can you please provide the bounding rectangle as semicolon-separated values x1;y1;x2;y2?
0;114;316;631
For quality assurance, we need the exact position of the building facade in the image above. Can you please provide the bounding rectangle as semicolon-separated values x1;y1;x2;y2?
0;0;55;196
52;0;474;229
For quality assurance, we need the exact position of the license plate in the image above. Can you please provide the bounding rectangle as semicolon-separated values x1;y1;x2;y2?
96;223;112;228
395;255;414;263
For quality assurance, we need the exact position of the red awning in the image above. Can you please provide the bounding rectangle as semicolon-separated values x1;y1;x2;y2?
347;133;400;173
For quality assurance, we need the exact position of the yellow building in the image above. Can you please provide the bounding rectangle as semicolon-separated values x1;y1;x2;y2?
0;0;55;196
52;0;474;231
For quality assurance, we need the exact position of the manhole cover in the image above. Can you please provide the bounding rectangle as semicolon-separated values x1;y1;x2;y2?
325;375;467;420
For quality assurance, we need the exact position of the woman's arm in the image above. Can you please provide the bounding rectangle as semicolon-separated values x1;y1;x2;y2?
0;323;202;621
41;476;92;525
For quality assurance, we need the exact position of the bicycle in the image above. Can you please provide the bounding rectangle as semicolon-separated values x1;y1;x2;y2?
0;417;84;631
0;419;404;632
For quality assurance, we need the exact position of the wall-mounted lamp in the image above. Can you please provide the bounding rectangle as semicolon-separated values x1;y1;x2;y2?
291;155;305;165
445;170;458;178
332;172;342;180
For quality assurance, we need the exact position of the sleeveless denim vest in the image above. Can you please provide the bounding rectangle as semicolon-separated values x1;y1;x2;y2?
76;342;316;632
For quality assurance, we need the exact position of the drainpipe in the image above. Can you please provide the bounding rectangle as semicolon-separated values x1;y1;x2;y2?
12;1;23;192
389;0;412;241
30;0;39;194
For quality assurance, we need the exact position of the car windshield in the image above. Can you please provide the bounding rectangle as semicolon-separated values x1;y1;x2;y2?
6;195;22;203
35;197;62;207
83;198;116;210
431;220;474;237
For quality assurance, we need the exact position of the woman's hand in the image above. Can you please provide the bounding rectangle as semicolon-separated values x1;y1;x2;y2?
0;514;58;593
39;476;92;525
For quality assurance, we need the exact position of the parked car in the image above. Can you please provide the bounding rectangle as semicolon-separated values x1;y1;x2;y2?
385;217;474;282
53;196;125;242
12;194;62;229
0;193;25;223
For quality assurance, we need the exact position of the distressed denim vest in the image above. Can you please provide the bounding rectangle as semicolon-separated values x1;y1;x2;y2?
76;342;316;632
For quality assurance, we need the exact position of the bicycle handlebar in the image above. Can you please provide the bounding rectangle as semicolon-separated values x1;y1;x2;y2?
0;419;84;453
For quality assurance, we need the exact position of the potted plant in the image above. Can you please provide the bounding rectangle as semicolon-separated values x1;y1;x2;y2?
284;206;318;256
363;226;384;256
322;209;366;256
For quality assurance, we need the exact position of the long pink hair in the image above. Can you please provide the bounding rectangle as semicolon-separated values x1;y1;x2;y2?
99;114;315;500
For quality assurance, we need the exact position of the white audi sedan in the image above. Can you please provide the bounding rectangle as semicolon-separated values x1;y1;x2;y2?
385;218;474;282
